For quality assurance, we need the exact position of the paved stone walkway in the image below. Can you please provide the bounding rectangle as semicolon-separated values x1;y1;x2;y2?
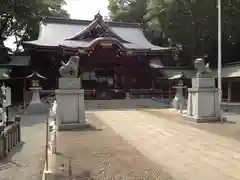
94;110;240;180
0;115;46;180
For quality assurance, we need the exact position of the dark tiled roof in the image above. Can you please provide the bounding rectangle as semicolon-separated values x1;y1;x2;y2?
23;14;173;52
43;17;141;28
59;38;151;51
26;71;47;79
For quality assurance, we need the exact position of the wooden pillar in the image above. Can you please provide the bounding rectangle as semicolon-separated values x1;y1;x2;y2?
228;81;232;103
168;81;171;101
113;71;117;88
23;79;26;109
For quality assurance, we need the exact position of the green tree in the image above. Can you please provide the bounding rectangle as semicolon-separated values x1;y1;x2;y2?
108;0;164;44
108;0;147;23
145;0;217;56
0;0;69;46
145;0;240;66
110;0;240;66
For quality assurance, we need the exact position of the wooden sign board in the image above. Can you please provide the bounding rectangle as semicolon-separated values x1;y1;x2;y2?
100;42;112;47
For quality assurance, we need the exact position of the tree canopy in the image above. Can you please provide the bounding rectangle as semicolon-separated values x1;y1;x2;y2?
0;0;69;46
108;0;240;67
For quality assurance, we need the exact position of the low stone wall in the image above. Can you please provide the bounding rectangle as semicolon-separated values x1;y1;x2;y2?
221;102;240;113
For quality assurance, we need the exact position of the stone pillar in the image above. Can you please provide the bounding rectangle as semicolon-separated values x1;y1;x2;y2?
31;88;41;104
187;91;192;116
171;86;186;110
25;87;49;114
228;81;232;103
185;77;221;122
55;78;89;131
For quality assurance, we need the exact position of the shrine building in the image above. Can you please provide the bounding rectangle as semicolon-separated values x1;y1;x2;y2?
21;13;181;96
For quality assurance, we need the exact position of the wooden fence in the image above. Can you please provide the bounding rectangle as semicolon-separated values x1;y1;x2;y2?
0;117;21;160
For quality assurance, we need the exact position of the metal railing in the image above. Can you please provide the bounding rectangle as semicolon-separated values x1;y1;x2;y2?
0;117;21;160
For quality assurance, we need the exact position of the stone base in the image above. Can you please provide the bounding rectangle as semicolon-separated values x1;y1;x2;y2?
42;150;55;180
55;89;85;126
187;87;221;118
42;169;54;180
57;122;90;131
171;98;186;109
192;77;215;88
182;113;225;123
58;78;81;89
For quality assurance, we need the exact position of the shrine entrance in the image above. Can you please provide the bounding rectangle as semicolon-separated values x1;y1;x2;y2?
22;12;174;99
77;42;129;99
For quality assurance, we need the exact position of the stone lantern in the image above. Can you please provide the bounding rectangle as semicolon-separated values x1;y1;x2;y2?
25;71;48;114
170;72;188;112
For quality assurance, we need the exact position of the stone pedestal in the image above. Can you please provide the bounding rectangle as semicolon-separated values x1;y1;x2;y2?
186;77;221;122
25;87;49;115
55;78;89;131
171;86;187;110
58;77;81;89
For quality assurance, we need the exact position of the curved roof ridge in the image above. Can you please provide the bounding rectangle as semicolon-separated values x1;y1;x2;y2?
60;37;149;51
42;17;140;28
67;14;130;43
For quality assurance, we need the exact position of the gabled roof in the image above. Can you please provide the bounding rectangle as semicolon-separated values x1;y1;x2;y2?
162;68;196;79
22;13;173;52
168;72;188;79
26;71;47;80
149;59;164;68
68;13;129;43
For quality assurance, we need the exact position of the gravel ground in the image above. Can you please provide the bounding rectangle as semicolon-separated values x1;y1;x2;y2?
53;112;174;180
0;114;46;180
144;109;240;141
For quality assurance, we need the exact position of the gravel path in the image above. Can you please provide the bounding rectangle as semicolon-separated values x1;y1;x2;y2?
53;112;174;180
0;115;47;180
95;109;240;180
144;109;240;141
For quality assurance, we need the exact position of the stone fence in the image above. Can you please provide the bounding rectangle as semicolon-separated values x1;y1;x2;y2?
0;116;21;160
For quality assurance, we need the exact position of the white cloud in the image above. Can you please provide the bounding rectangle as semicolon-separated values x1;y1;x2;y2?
64;0;109;20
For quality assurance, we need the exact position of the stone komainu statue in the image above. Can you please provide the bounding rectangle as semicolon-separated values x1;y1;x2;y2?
194;58;212;77
59;56;80;77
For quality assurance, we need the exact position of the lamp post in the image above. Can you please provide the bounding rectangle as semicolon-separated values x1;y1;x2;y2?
217;0;222;103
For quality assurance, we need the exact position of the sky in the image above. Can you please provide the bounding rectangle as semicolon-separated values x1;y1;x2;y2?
63;0;109;20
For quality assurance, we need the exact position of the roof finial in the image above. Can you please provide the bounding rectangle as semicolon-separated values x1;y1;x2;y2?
94;11;102;21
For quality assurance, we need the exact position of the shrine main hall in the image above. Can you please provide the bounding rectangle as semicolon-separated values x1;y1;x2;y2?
22;13;178;95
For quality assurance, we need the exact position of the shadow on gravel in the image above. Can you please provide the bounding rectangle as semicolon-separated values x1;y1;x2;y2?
19;115;47;127
0;141;25;170
207;120;236;124
55;170;97;180
69;124;102;132
74;171;97;180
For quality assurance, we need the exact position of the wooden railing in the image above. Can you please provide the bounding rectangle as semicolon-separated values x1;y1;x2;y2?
0;116;21;160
